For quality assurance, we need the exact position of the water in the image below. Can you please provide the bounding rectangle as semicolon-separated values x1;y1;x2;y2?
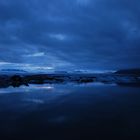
0;83;140;140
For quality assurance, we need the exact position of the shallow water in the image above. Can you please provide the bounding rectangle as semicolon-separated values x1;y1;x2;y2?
0;83;140;140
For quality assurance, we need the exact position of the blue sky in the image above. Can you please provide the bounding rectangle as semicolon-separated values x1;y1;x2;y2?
0;0;140;72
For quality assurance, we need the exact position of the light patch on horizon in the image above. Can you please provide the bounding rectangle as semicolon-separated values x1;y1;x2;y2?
0;61;54;72
49;33;67;41
24;52;45;57
0;62;31;67
26;66;54;71
0;62;12;65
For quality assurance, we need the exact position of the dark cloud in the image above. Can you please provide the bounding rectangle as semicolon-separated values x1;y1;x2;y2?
0;0;140;71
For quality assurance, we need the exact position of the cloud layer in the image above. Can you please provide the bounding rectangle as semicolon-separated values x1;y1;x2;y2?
0;0;140;71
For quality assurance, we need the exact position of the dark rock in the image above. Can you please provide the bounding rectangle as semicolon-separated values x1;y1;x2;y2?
10;75;29;87
115;69;140;75
75;77;95;83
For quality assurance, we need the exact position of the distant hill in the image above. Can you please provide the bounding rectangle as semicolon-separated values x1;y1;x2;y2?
115;69;140;75
54;71;68;74
0;69;28;75
1;69;27;72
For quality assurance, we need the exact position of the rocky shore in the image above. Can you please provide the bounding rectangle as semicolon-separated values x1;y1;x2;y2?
0;71;140;88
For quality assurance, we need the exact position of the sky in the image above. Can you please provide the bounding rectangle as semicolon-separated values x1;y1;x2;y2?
0;0;140;72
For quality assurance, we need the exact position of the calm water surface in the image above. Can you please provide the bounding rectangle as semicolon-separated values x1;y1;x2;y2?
0;83;140;140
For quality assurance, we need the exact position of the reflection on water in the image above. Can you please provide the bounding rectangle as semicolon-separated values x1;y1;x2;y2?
0;84;54;94
0;83;140;140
